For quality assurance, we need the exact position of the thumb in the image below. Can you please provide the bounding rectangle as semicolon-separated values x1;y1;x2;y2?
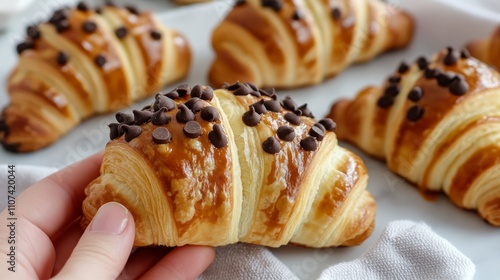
53;202;135;280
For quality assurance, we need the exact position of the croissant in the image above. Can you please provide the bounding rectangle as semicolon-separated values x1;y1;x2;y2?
0;2;191;153
466;25;500;71
82;83;376;248
327;47;500;226
208;0;414;89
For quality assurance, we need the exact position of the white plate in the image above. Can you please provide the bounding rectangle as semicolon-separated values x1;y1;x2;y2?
0;1;499;279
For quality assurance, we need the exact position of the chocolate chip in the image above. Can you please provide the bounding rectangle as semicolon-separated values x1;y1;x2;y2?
298;104;313;118
309;126;325;141
398;62;410;74
116;112;134;124
125;5;140;15
94;54;106;67
49;9;68;24
57;51;69;65
285;112;302;125
259;88;275;97
282;96;297;111
95;7;102;14
77;2;89;11
377;95;394;108
388;76;401;84
56;20;70;33
16;41;34;54
406;105;424;122
190;85;203;98
300;136;317;151
437;72;455;86
249;100;266;115
165;90;180;99
250;90;261;97
233;83;251;96
27;25;41;40
262;137;281;154
235;0;246;6
416;57;429;70
201;86;214;100
108;123;123;139
408;87;424;102
133;109;153;125
121;124;143;142
460;49;471;59
225;82;241;91
242;106;261;126
115;27;127;39
82;20;97;33
183;121;202;138
185;97;204;113
209;124;228;148
444;47;459;66
384;84;400;97
264;95;281;112
201;106;220;122
176;104;195;123
449;76;469;96
319;118;336;131
245;82;258;91
425;68;440;79
151;30;162;40
152;127;172;144
276;126;295;142
261;0;282;11
154;93;176;111
292;9;303;20
141;105;153;111
331;7;341;20
175;84;190;97
151;108;171;126
314;123;326;133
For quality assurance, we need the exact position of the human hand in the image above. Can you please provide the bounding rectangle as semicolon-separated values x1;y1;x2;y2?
0;152;215;280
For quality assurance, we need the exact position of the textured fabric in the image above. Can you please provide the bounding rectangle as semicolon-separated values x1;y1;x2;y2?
318;221;476;280
1;165;475;280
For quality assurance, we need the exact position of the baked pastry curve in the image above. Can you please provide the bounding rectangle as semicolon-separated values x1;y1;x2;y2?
209;0;414;88
0;2;191;153
466;25;500;71
328;47;500;226
82;83;376;247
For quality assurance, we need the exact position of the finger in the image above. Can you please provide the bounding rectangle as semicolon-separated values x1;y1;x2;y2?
118;247;172;280
14;151;103;239
53;202;135;280
140;245;215;280
51;219;85;276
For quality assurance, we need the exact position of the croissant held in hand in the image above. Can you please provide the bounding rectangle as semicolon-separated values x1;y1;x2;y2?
209;0;414;88
0;2;191;153
328;47;500;226
82;83;376;247
466;25;500;71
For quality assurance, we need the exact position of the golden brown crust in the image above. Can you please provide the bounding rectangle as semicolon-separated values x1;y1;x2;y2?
82;84;376;247
209;0;414;88
466;26;500;71
328;48;500;226
0;3;191;153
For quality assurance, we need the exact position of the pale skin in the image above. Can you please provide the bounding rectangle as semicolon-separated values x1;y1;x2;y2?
0;152;215;280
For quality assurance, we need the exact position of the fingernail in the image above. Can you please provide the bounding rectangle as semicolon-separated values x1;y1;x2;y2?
90;202;129;235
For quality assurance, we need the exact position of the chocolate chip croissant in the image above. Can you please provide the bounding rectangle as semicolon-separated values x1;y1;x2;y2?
466;25;500;71
82;83;376;247
0;2;191;152
209;0;414;88
327;47;500;226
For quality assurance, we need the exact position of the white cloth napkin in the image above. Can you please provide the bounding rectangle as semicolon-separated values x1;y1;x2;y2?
0;165;475;280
